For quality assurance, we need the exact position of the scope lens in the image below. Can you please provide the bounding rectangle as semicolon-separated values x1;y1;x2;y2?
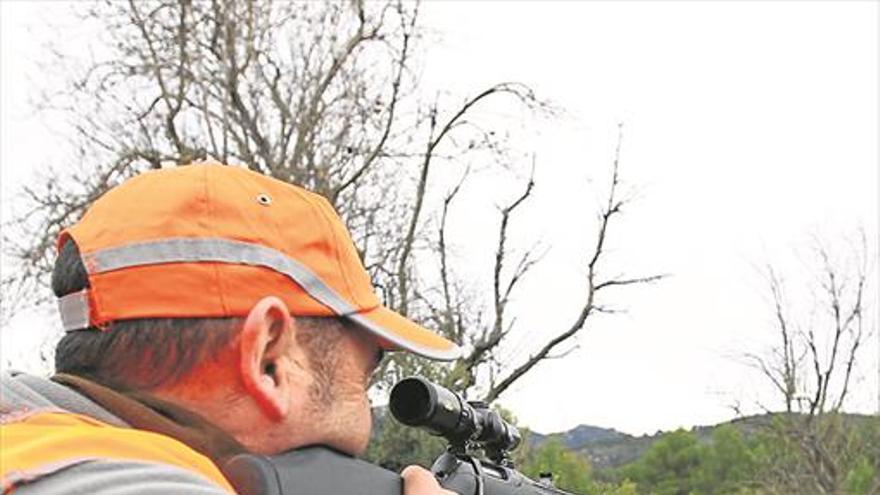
389;377;433;425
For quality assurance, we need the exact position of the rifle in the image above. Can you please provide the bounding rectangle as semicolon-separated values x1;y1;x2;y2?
222;376;575;494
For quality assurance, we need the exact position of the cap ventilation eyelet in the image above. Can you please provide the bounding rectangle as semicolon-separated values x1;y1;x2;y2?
256;194;272;206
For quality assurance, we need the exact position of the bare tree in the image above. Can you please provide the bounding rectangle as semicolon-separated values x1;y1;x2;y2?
373;124;666;402
745;233;877;494
475;126;664;402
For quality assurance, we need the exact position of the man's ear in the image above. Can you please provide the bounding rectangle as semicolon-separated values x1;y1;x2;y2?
239;296;294;422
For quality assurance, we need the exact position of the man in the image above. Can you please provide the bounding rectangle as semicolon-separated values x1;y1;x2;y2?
1;164;461;494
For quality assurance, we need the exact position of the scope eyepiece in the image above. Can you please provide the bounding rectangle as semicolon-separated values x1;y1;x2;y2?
389;376;475;440
389;376;521;457
387;377;434;425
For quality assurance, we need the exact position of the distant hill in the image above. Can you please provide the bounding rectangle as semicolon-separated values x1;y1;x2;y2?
526;413;875;470
530;424;630;448
526;418;765;470
526;423;644;470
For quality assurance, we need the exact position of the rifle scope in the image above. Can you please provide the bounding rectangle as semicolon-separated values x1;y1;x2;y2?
389;376;521;453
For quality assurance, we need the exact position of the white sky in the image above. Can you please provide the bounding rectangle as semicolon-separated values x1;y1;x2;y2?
2;1;878;436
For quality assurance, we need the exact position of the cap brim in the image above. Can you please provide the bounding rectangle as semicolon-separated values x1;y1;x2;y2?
346;305;461;361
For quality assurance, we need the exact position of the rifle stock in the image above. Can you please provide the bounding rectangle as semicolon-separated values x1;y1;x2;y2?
222;446;574;495
222;446;401;495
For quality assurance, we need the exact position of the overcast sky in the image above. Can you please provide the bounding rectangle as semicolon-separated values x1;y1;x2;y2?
2;1;878;436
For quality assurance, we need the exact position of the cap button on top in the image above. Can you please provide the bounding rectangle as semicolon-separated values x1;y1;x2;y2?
256;194;272;206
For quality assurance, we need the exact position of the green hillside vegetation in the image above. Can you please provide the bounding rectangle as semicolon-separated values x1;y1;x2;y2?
520;438;595;494
522;413;879;494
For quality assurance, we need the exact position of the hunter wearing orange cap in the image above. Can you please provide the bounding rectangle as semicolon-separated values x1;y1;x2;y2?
0;164;461;494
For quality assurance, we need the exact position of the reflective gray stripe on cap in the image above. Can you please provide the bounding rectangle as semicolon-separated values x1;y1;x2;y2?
347;311;461;361
57;237;358;332
58;237;461;361
83;237;359;316
58;290;91;331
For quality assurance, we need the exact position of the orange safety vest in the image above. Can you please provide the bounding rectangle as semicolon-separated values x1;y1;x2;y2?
0;410;236;493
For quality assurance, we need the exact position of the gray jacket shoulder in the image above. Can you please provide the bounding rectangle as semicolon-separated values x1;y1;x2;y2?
1;372;232;493
0;371;125;426
13;459;230;495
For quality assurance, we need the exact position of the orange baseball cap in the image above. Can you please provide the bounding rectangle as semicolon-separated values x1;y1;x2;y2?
56;163;461;361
